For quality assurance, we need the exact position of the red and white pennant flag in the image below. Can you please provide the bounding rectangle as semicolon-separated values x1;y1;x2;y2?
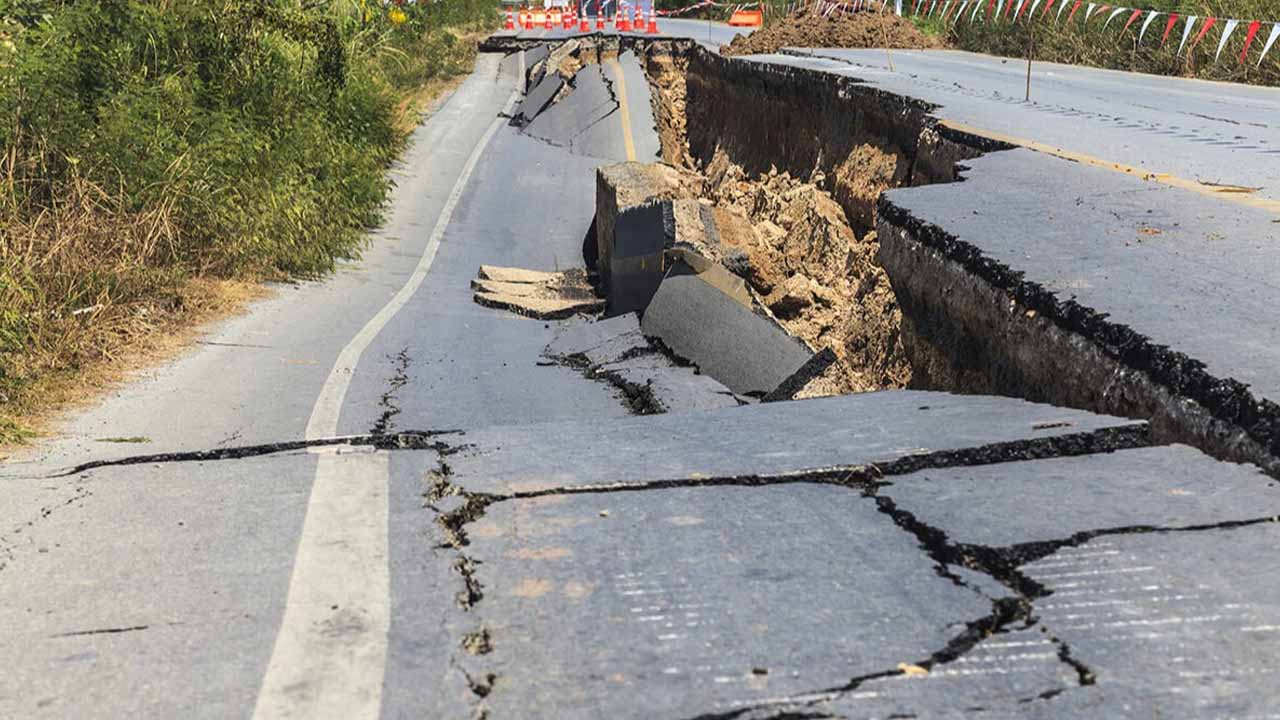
909;0;1280;67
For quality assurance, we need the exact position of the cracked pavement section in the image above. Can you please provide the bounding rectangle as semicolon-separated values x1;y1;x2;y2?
404;390;1149;717
434;420;1280;718
443;391;1149;496
521;49;660;161
542;313;744;414
9;36;1280;719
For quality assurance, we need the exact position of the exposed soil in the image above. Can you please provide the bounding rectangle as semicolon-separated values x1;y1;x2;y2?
676;152;912;395
642;51;690;167
721;8;948;56
633;39;914;397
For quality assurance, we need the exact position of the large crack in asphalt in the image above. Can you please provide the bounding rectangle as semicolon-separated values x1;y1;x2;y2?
429;425;1149;715
424;452;503;719
675;497;1279;720
372;348;411;436
515;48;622;157
428;417;1280;718
21;429;466;480
541;345;668;415
676;510;1280;720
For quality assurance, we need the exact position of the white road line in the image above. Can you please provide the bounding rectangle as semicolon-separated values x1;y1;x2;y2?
252;448;390;719
252;53;524;720
304;67;520;441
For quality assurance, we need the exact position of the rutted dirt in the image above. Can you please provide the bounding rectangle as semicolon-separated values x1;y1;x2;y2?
721;7;947;56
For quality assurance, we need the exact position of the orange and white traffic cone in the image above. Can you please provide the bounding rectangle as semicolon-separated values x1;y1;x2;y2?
617;4;631;30
646;8;659;33
506;7;516;29
545;9;553;29
633;5;642;30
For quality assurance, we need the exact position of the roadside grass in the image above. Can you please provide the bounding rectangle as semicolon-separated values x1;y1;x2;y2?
0;0;498;445
907;11;951;37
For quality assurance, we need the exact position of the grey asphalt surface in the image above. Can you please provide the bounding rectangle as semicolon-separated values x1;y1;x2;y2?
884;147;1280;402
4;28;1280;720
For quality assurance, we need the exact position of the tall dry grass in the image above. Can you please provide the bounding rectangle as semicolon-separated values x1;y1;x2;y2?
0;0;497;444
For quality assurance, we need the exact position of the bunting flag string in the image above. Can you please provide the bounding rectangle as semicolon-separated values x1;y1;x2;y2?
1055;0;1071;23
1176;15;1198;56
1188;16;1216;56
1101;6;1126;30
897;0;1280;68
1240;21;1261;65
1065;0;1083;25
1120;8;1141;33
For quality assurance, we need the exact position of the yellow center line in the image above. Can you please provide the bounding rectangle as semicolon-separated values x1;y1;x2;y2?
606;57;637;162
940;119;1280;215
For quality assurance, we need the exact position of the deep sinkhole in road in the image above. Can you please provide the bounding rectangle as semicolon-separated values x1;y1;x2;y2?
379;35;1280;720
511;35;999;403
489;33;1280;475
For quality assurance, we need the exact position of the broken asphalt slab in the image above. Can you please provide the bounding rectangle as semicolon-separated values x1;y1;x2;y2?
877;147;1280;472
1014;523;1280;719
523;64;617;147
641;271;816;397
446;441;1280;719
444;390;1149;496
768;48;1280;202
465;483;1020;718
510;69;563;127
546;313;652;366
518;50;660;161
545;313;742;413
785;446;1280;719
884;444;1279;548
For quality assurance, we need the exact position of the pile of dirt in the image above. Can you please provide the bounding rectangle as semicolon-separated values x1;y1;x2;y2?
675;150;912;395
721;8;946;56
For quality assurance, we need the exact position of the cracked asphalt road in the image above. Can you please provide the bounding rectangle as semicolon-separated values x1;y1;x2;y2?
3;29;1280;720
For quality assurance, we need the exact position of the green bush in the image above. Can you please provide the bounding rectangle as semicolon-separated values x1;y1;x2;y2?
0;0;498;436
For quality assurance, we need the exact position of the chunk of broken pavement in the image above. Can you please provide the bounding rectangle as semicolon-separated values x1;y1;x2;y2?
595;162;693;284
